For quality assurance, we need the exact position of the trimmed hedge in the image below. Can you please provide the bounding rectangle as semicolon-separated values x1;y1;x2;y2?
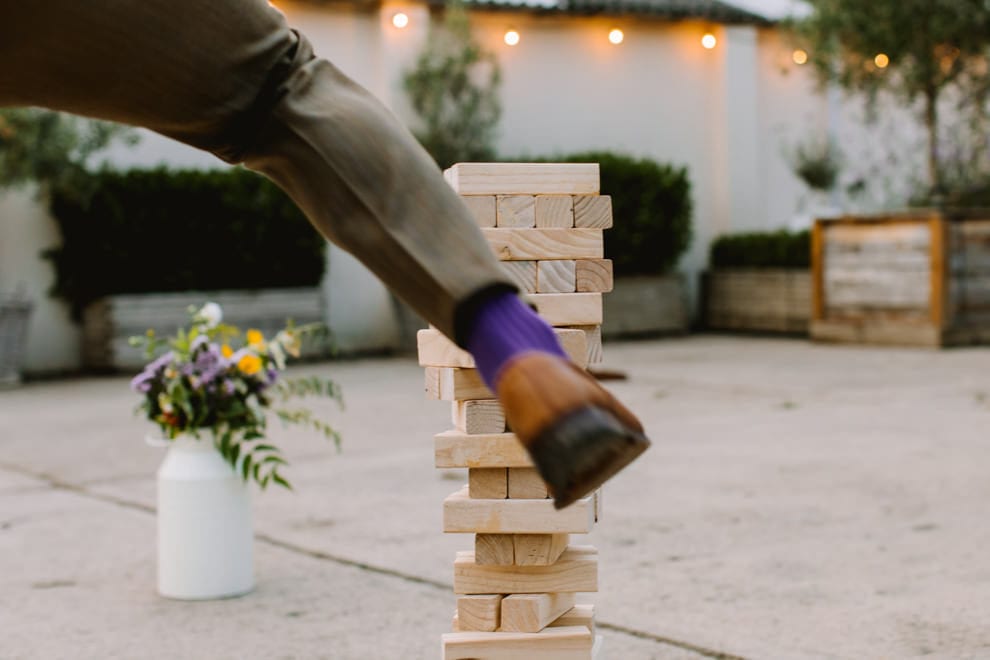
710;229;810;269
46;167;324;319
519;152;693;276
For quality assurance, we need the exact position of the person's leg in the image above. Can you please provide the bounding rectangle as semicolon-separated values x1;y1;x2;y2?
0;0;648;506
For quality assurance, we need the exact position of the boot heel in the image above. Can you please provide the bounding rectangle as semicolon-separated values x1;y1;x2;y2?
525;406;651;509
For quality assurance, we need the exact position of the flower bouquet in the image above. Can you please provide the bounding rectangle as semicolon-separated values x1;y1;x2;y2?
130;302;341;490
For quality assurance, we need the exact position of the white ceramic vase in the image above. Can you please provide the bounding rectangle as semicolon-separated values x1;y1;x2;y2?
156;435;254;600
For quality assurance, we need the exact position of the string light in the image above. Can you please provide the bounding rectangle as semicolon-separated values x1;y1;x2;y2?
874;53;890;68
792;49;808;65
701;33;717;49
504;29;520;46
391;12;409;28
608;28;624;45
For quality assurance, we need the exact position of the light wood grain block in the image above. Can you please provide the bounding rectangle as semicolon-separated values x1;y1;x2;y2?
424;366;442;399
453;604;595;633
442;626;594;659
497;195;536;228
444;487;595;534
469;468;508;499
445;163;599;195
553;604;595;633
453;546;598;594
482;228;603;261
537;260;577;293
453;399;505;435
434;431;534;469
572;325;603;364
457;595;502;632
535;195;574;228
501;260;538;293
501;593;577;633
429;368;493;401
418;327;588;368
461;195;497;227
529;293;603;326
575;259;613;293
514;534;569;566
572;195;612;228
475;533;515;565
508;468;549;499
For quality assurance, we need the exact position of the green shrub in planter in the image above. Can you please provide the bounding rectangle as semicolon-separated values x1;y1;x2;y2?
46;167;325;319
517;152;693;277
710;229;810;269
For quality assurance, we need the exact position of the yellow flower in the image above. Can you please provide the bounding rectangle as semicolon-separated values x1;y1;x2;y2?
246;329;265;348
221;344;233;359
238;353;262;376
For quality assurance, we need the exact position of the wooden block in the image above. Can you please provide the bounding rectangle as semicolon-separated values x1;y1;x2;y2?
430;368;493;401
482;228;603;261
572;325;603;364
461;195;497;227
530;293;603;326
553;604;595;633
475;533;515;565
444;487;595;534
424;366;442;399
501;593;577;633
453;605;595;633
457;595;502;632
537;261;577;293
575;259;613;293
535;195;574;228
500;260;538;293
445;163;600;195
453;400;505;435
508;468;549;499
434;431;534;469
497;195;536;228
469;468;508;498
418;328;588;368
453;546;598;594
572;195;612;229
443;626;593;659
513;534;569;566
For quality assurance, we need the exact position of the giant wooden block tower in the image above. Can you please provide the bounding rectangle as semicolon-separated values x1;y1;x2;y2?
418;163;614;659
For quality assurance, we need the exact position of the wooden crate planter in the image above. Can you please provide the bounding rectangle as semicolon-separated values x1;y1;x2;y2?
83;287;326;371
703;269;811;334
810;210;990;347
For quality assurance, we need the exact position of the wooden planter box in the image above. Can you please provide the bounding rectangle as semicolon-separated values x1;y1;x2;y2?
811;210;990;347
703;269;811;334
83;287;327;371
602;274;689;339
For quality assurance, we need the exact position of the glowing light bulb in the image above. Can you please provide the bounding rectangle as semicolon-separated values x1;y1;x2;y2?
792;49;808;65
392;12;409;29
701;33;717;50
608;28;624;45
504;29;520;46
874;53;890;68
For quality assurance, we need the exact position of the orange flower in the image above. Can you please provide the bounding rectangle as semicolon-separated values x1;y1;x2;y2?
238;353;262;376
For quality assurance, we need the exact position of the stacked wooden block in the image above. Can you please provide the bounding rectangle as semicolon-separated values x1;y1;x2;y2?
419;163;614;659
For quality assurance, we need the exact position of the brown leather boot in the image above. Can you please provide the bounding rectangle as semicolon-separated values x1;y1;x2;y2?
496;352;651;509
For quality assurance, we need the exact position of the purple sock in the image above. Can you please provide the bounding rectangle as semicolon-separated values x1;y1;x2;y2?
466;292;568;391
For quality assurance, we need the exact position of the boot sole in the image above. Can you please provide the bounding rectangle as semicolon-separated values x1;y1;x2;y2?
526;406;651;509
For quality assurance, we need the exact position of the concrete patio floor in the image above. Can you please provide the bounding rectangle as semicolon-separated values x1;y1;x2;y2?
2;335;990;659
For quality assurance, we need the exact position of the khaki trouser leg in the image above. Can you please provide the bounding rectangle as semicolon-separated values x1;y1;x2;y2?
0;0;513;343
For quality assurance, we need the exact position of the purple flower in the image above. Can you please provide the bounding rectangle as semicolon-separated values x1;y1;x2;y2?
222;380;236;396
